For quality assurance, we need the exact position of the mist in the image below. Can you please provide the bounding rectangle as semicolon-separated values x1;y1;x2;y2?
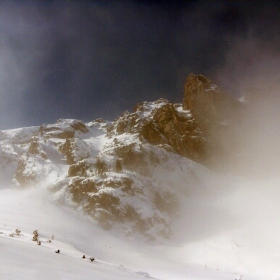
220;58;280;179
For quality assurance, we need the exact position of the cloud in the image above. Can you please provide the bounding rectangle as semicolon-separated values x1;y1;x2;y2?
0;1;184;128
1;1;280;129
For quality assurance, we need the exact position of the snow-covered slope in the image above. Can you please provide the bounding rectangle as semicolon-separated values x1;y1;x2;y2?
0;188;161;280
2;177;280;279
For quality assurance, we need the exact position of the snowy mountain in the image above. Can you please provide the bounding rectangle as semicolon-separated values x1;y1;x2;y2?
1;74;239;240
0;101;208;239
0;74;265;239
2;74;280;279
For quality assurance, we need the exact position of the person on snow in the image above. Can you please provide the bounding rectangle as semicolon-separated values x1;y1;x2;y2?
32;230;39;242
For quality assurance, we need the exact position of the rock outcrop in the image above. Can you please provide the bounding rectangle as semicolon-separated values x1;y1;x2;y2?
1;73;254;239
107;98;209;162
183;74;240;129
183;74;245;169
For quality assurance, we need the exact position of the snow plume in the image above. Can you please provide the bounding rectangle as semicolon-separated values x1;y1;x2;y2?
213;37;280;97
192;29;280;278
206;2;280;179
209;18;280;178
172;176;280;279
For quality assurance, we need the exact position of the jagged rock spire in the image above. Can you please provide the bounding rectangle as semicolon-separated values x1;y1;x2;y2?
183;74;240;132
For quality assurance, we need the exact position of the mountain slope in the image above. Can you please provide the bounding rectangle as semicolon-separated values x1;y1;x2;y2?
0;74;243;239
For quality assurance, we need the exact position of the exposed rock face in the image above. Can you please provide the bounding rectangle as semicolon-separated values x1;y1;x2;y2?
8;119;103;187
39;119;89;139
107;98;209;163
183;74;244;168
183;74;240;129
59;138;91;165
50;171;178;238
28;137;47;160
14;155;38;186
49;98;212;239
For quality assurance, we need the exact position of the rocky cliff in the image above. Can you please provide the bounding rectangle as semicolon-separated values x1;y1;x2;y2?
183;74;244;167
0;74;246;239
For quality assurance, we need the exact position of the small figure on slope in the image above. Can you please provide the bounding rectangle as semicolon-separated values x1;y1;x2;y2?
55;249;60;254
90;257;95;262
82;255;86;259
15;229;21;236
37;241;41;245
32;230;39;242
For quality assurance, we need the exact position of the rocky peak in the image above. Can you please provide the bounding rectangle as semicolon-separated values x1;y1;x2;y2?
107;98;209;162
183;74;241;132
183;74;245;167
39;119;89;139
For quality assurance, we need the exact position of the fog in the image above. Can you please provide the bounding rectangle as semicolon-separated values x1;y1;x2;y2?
3;170;280;277
227;71;280;179
168;172;280;277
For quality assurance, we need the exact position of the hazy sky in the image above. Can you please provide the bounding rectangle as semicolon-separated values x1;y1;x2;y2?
1;0;280;129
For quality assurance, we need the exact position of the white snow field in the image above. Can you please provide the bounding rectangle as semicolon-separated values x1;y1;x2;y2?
2;177;280;280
